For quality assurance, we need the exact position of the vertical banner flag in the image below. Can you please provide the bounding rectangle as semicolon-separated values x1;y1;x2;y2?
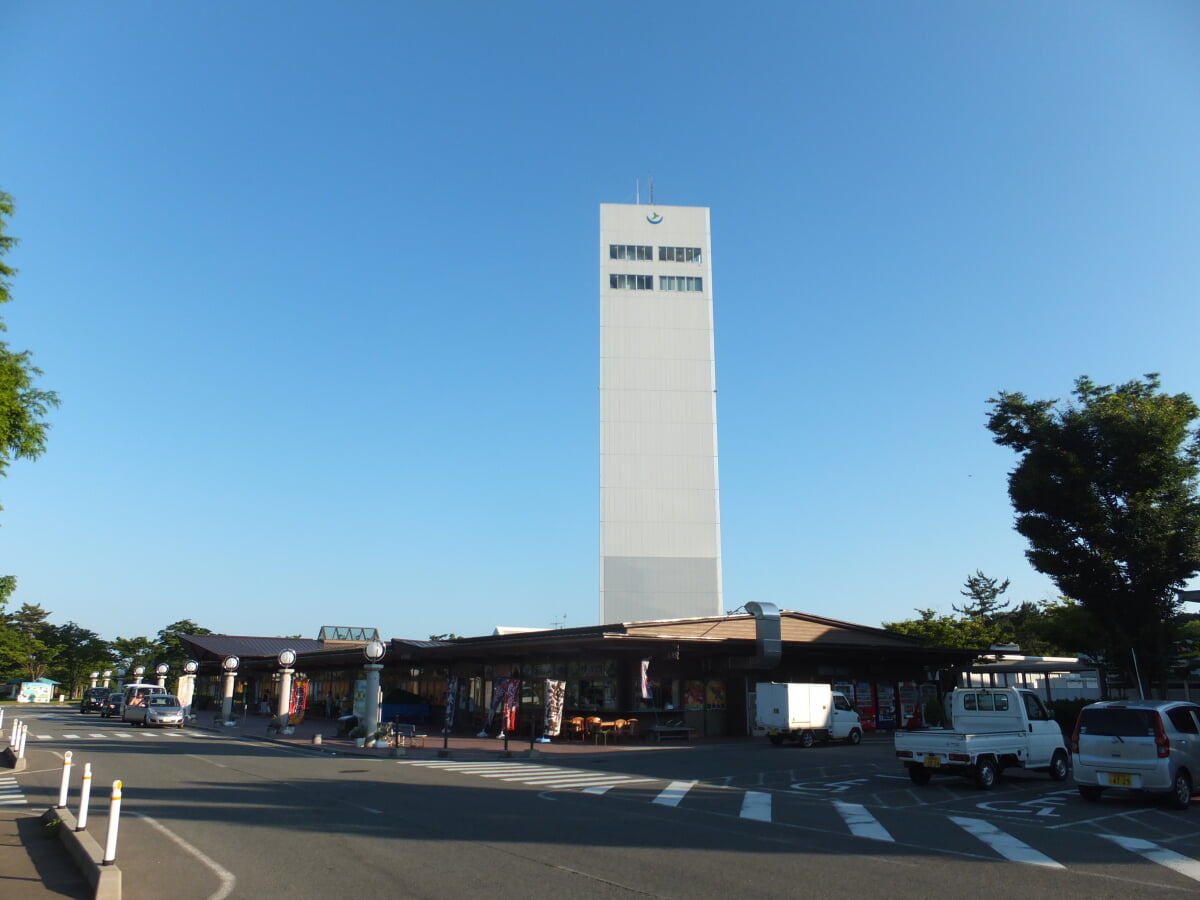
543;679;566;737
502;679;521;733
444;676;459;730
640;659;651;700
486;678;504;729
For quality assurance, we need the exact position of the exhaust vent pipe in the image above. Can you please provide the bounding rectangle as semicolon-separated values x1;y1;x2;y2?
731;601;781;670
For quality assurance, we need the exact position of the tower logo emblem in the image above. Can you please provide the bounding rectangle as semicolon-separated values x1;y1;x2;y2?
646;211;663;225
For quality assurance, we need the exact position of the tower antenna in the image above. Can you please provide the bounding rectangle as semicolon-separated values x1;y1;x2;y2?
648;176;655;205
636;178;640;205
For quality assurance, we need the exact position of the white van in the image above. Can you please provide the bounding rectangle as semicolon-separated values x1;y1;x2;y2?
120;683;168;723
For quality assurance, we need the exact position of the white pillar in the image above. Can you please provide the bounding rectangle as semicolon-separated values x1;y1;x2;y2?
221;673;237;723
277;668;294;732
364;663;383;738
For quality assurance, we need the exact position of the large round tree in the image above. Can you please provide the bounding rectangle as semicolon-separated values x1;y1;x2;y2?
987;374;1200;695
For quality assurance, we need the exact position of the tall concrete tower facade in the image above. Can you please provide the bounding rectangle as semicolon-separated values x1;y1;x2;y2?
599;203;723;623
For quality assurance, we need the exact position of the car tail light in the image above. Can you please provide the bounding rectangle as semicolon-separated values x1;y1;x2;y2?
1070;711;1084;754
1154;712;1171;758
949;753;970;762
896;750;913;758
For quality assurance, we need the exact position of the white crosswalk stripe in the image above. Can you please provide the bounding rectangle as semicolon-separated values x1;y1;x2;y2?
32;730;198;740
1100;834;1200;883
0;776;27;806
949;816;1064;869
395;759;651;792
653;780;696;808
833;801;893;842
740;790;772;822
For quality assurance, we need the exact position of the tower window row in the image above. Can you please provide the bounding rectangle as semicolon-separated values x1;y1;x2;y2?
608;244;704;263
610;274;655;290
659;275;704;292
659;246;702;263
609;274;703;292
610;244;654;261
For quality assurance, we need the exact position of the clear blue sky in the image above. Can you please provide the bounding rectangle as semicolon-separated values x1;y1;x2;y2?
2;2;1199;645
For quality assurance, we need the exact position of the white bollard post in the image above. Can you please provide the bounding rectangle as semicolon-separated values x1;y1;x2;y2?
56;751;74;808
10;717;19;743
102;780;122;865
0;708;5;733
77;763;93;831
16;723;28;759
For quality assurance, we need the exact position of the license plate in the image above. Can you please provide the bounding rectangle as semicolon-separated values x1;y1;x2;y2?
923;756;941;768
1106;772;1133;787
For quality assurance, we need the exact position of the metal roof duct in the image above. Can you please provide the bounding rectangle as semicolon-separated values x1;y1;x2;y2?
730;601;781;670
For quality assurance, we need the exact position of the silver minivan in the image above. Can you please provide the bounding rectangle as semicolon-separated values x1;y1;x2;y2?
120;683;168;724
1071;700;1200;810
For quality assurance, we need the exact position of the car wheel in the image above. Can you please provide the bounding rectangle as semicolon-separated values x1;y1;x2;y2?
974;758;999;790
1049;750;1070;782
1170;771;1193;811
799;730;815;748
846;729;862;746
1078;785;1104;802
908;765;932;785
769;733;784;746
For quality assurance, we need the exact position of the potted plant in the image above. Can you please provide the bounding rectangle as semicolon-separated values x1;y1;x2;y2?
374;723;392;748
348;724;369;747
266;715;281;735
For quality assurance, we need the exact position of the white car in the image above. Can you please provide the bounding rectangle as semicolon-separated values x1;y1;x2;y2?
124;693;185;728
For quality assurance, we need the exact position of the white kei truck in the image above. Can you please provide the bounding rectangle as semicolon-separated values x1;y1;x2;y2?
894;687;1070;790
755;682;863;747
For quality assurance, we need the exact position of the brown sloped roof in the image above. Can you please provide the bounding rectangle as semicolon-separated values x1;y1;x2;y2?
623;610;928;649
179;634;328;660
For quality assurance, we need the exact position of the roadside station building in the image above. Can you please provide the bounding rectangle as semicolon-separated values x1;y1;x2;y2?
180;607;976;738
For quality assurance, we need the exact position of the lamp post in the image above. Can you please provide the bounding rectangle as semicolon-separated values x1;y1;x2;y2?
155;663;169;689
89;672;100;690
276;649;297;734
133;666;145;685
220;656;239;725
363;640;386;741
178;661;198;722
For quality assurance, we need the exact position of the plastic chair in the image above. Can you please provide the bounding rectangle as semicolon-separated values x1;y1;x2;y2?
585;716;603;737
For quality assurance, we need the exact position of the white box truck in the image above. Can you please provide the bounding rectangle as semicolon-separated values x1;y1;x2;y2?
755;682;863;747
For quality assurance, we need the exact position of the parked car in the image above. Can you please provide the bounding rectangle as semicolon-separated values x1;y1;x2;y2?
1071;699;1200;810
80;687;110;714
100;692;125;718
124;693;185;728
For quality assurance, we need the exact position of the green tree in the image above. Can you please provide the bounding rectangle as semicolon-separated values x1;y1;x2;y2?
154;619;211;673
881;608;1001;649
42;622;111;698
111;635;157;677
954;570;1012;623
987;374;1200;694
0;191;59;507
7;601;50;636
